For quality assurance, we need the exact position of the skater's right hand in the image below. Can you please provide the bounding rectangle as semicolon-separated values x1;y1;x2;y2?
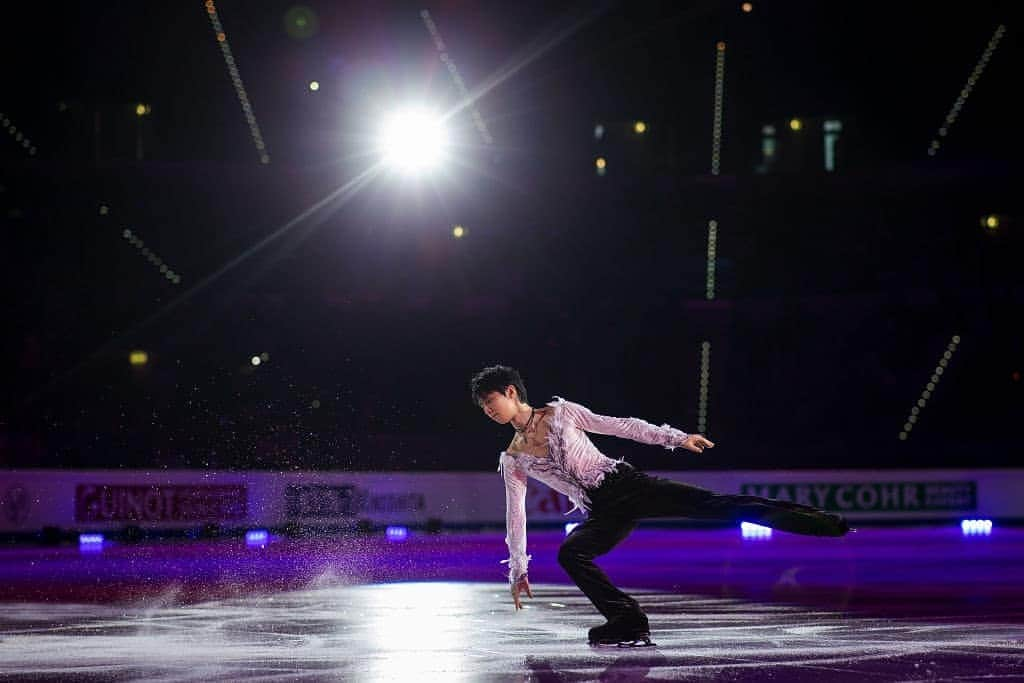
682;434;715;453
511;574;533;610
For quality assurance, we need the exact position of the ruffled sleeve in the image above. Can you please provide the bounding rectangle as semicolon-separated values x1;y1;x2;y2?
560;399;689;450
497;452;531;583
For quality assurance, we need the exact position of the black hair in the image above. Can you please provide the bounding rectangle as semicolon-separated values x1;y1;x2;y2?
470;365;528;406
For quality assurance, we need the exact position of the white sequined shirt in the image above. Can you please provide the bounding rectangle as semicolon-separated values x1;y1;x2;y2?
497;397;690;582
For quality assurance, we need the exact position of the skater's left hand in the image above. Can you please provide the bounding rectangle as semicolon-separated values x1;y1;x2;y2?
682;434;715;453
511;574;533;610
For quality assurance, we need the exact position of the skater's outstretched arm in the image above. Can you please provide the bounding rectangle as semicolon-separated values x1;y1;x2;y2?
499;453;532;604
563;400;714;453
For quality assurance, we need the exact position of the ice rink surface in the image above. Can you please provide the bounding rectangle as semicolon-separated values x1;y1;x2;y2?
2;527;1022;681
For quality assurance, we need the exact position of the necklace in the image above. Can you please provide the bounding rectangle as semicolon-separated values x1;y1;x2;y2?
514;407;536;434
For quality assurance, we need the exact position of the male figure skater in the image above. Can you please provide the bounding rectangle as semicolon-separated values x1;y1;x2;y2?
471;365;849;647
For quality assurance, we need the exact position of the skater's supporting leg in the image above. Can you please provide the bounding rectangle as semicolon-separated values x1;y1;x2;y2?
557;515;642;621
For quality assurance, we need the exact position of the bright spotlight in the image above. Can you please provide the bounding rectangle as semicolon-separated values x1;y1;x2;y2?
309;80;320;91
377;107;448;174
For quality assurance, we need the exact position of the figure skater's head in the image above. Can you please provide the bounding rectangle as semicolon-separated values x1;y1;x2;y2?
470;365;529;424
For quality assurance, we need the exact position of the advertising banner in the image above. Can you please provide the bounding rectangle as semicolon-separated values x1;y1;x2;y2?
0;467;1020;532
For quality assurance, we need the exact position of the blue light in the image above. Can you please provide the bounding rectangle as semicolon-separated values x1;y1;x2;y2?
386;526;408;541
79;533;104;552
245;529;269;547
960;519;993;536
565;522;580;535
741;522;772;540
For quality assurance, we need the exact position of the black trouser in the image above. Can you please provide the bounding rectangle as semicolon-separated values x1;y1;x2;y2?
557;462;848;622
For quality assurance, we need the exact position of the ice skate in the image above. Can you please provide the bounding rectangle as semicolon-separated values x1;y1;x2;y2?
587;615;656;648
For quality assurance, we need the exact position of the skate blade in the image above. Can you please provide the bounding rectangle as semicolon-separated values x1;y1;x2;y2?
589;637;656;648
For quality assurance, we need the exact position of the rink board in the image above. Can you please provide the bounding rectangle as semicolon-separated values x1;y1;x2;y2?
0;467;1020;533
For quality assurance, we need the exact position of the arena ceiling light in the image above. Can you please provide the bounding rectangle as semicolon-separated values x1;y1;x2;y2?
376;106;449;174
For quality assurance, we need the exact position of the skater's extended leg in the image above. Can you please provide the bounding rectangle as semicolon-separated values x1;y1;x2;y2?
558;515;642;621
632;475;849;537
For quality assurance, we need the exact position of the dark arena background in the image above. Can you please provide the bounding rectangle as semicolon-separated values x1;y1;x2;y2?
1;1;1022;680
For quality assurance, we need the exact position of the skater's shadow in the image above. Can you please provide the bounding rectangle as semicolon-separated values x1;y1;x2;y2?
526;652;668;681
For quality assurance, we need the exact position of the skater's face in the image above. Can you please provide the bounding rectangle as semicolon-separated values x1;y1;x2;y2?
478;387;519;424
